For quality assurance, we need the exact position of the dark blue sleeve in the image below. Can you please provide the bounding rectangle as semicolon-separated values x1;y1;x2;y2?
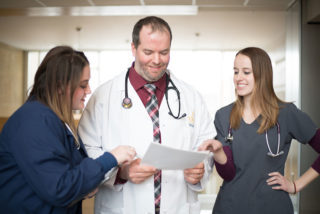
8;111;117;207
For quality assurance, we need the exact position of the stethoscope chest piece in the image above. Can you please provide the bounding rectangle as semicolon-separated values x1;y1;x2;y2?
122;97;132;109
122;68;132;109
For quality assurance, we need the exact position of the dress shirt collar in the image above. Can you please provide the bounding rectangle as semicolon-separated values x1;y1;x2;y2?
128;62;167;93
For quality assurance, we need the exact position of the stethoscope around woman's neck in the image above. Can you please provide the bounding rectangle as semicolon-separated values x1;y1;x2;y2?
122;68;186;120
225;122;284;157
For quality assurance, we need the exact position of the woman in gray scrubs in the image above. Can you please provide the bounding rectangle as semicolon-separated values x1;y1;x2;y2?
200;47;320;214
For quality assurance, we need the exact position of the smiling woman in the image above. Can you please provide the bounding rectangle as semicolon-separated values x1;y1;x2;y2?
198;47;320;214
233;54;255;100
71;64;91;110
0;46;137;214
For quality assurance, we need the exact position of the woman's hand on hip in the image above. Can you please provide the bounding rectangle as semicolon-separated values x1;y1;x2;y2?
267;172;296;194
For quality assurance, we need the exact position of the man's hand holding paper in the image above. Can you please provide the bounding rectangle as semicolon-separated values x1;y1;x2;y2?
183;162;205;184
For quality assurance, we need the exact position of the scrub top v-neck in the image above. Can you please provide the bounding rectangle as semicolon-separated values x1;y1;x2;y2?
212;103;317;214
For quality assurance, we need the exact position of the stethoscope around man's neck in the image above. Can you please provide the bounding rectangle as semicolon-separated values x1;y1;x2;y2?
122;68;186;120
225;122;284;157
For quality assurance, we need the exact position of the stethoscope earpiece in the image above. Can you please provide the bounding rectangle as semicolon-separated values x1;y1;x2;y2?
169;112;187;119
225;134;233;143
225;126;233;143
180;113;187;118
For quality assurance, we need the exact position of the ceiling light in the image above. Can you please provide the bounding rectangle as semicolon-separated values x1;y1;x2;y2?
0;5;198;17
70;6;198;16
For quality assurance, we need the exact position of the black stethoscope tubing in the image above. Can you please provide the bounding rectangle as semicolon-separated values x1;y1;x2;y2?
122;69;132;109
122;68;186;120
165;73;186;119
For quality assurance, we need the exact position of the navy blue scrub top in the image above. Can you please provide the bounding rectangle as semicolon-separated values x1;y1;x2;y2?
213;103;317;214
0;99;117;214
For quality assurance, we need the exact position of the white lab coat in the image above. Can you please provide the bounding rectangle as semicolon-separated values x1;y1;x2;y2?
78;70;215;214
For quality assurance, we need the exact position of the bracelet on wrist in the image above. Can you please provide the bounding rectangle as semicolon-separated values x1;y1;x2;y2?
292;181;297;194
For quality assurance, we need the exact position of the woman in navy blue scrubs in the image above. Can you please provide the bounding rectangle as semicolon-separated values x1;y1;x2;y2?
0;46;136;214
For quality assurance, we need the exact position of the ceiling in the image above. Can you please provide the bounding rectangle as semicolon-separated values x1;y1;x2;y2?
0;0;295;51
0;0;295;9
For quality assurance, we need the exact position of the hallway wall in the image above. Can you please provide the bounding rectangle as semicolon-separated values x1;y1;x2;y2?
0;42;24;117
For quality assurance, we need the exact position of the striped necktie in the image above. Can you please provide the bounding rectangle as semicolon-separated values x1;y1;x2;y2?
144;84;161;213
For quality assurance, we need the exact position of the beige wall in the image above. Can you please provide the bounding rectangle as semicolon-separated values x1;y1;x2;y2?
0;42;24;117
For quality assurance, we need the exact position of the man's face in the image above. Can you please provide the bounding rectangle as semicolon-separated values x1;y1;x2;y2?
132;25;171;82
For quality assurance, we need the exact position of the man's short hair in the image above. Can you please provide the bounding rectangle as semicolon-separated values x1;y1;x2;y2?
132;16;172;48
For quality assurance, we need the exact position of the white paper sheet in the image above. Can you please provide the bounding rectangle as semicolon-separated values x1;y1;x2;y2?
140;142;210;170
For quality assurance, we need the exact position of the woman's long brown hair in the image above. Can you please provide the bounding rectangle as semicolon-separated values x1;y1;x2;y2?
28;46;89;145
230;47;284;134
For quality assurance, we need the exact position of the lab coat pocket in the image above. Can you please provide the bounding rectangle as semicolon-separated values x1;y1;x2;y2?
160;116;191;150
94;187;124;213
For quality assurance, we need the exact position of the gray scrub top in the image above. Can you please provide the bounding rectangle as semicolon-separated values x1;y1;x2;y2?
212;103;317;214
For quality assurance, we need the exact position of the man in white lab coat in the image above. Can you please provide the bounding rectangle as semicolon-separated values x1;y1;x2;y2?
78;16;215;214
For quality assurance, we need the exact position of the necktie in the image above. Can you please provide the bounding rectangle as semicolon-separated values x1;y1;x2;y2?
144;84;161;213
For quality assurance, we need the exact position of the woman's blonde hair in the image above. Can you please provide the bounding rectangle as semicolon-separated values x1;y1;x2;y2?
28;46;89;145
230;47;284;134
